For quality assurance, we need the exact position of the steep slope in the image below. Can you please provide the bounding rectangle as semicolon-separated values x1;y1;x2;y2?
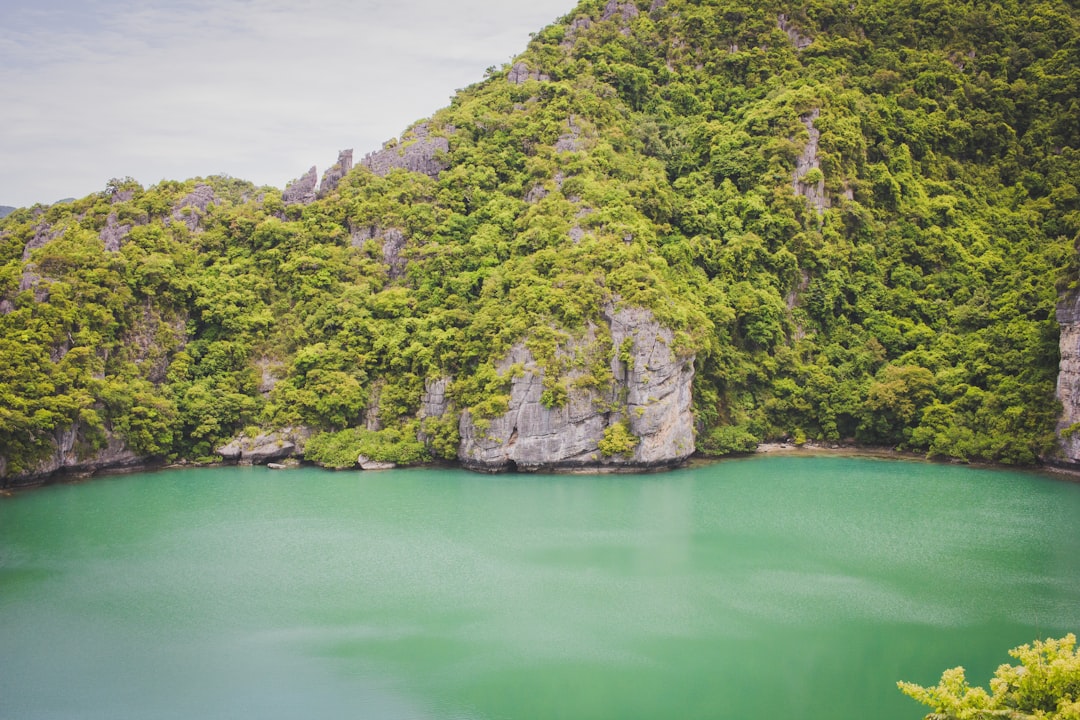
1;0;1078;484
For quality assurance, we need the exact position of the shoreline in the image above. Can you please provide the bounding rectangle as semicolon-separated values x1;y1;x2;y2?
746;441;1080;481
4;442;1079;494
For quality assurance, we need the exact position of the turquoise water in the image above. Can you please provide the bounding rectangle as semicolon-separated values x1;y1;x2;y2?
1;455;1078;719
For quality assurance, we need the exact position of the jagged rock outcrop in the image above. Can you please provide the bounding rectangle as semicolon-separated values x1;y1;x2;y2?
778;13;813;50
99;213;131;251
17;266;51;303
283;166;318;206
508;62;550;84
357;455;395;471
417;376;453;449
793;109;829;215
602;0;640;35
1054;292;1080;465
216;427;313;465
458;305;695;472
420;377;451;420
170;184;216;231
555;117;585;153
22;223;62;261
361;124;449;179
561;16;594;49
318;149;354;197
1;425;145;489
351;224;408;279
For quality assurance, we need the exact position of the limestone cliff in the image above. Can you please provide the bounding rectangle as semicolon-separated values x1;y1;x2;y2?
1054;292;1080;465
458;306;695;472
360;124;449;178
216;427;313;465
1;425;144;489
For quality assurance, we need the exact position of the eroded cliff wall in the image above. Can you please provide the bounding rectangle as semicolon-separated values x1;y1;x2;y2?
1055;293;1080;465
458;305;694;472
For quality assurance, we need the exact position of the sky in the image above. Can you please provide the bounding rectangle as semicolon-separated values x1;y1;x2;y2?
0;0;577;209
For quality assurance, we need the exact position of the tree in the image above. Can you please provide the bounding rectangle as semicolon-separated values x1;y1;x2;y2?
898;634;1080;719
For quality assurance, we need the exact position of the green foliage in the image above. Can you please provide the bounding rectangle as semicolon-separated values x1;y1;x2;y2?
898;634;1080;719
699;424;761;456
304;426;429;468
2;0;1078;476
598;420;639;457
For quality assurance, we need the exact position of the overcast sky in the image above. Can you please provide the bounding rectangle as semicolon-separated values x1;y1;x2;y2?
0;0;576;208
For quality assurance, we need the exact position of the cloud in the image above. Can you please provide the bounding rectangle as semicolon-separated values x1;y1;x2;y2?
0;0;575;207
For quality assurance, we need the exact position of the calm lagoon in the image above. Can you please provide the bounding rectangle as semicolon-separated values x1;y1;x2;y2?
2;455;1078;719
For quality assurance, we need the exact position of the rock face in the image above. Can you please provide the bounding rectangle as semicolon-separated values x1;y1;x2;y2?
602;0;640;23
283;167;318;206
778;13;813;50
1;425;145;489
793;109;829;215
420;377;451;419
99;213;131;251
171;184;216;231
22;223;62;261
216;427;313;465
357;455;396;471
351;224;408;279
458;305;695;472
1054;292;1080;465
361;124;449;179
319;149;354;197
508;62;550;85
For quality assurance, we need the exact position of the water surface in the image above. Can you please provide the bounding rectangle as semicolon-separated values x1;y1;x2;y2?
2;455;1078;719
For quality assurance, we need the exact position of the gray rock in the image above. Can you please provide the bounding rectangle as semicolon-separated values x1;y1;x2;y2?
417;376;453;448
352;224;408;279
420;377;451;420
793;109;830;215
361;124;450;179
602;0;639;22
110;188;135;204
555;117;585;153
18;266;51;303
283;166;318;206
358;455;396;470
216;427;313;465
319;149;354;197
1;424;145;488
99;213;131;251
171;184;216;231
458;305;695;472
602;0;639;34
1055;292;1080;465
508;62;550;85
22;223;62;261
778;13;813;50
560;16;595;49
525;183;549;204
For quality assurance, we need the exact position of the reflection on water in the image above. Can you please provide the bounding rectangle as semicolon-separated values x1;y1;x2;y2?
1;456;1078;719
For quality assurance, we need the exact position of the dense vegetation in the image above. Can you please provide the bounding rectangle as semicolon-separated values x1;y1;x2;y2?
899;634;1080;719
1;0;1078;477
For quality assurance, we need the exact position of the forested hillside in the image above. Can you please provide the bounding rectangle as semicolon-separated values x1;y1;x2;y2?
1;0;1078;481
